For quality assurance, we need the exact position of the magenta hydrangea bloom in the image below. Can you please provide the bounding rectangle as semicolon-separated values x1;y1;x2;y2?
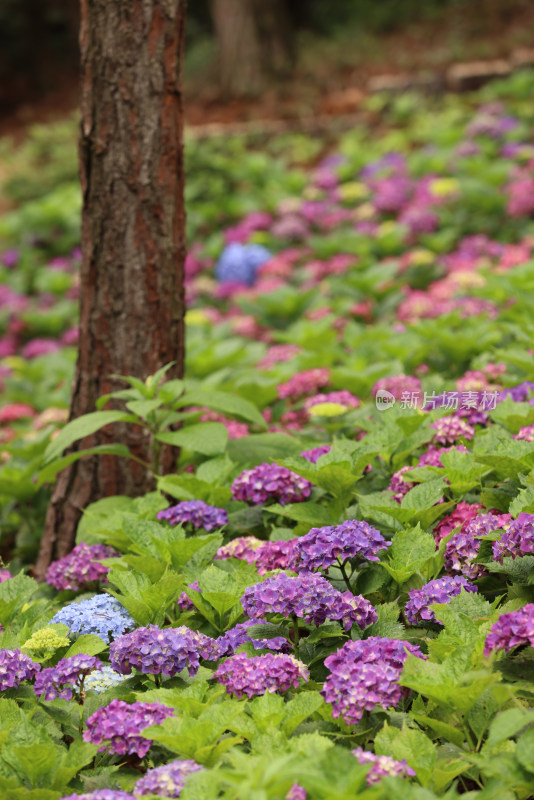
492;514;534;561
0;649;40;690
60;792;137;800
257;344;301;369
405;576;477;625
372;374;421;402
110;625;212;677
241;573;377;631
431;416;475;445
277;368;330;400
286;784;306;800
134;759;204;797
83;699;174;757
255;539;299;574
0;569;11;582
433;501;484;544
34;654;102;701
321;637;425;724
216;536;264;563
445;513;511;579
157;500;228;530
388;466;415;502
418;444;469;467
215;619;291;656
300;445;331;463
352;748;416;785
45;543;119;591
231;463;312;506
304;390;360;411
514;425;534;442
177;579;200;611
214;652;309;699
484;604;534;656
295;520;390;572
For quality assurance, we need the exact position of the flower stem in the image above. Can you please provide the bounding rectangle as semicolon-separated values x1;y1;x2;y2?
291;614;300;653
337;559;353;593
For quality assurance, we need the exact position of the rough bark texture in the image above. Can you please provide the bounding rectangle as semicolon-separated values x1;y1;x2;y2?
35;0;187;578
211;0;294;97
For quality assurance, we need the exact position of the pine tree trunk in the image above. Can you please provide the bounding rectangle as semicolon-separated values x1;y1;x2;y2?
211;0;294;97
35;0;187;578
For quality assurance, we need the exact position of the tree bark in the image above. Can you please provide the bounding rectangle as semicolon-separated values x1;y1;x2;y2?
211;0;294;97
35;0;187;578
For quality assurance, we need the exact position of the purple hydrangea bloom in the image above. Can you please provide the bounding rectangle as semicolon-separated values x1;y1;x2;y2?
286;785;306;800
295;520;390;572
241;573;377;631
216;536;264;563
0;649;40;690
388;466;415;502
110;625;212;677
300;445;331;463
83;698;174;757
214;652;309;699
157;500;228;531
34;654;102;701
255;539;299;574
352;748;416;785
445;513;511;579
492;513;534;561
231;463;312;506
45;543;119;591
215;619;291;655
134;759;204;797
321;637;425;724
484;604;534;656
177;579;200;611
431;416;475;445
405;576;478;625
60;792;137;800
497;381;534;403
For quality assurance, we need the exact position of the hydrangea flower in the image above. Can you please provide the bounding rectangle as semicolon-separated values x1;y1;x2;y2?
277;368;330;400
215;243;272;286
231;463;312;506
0;649;40;690
321;637;425;724
255;539;299;574
372;374;421;402
110;625;212;677
445;513;511;579
514;425;534;442
21;626;70;657
484;604;534;656
215;619;291;656
352;748;416;785
300;445;331;463
388;466;415;502
216;536;264;563
134;759;204;797
34;654;102;701
492;513;534;561
214;652;309;699
60;792;137;800
405;576;478;625
295;520;389;572
85;665;128;694
433;501;484;544
157;500;228;531
304;391;360;411
286;785;306;800
45;543;119;591
418;444;468;467
431;416;475;445
177;579;200;611
83;698;174;757
0;569;11;582
50;594;134;643
257;344;301;370
241;573;377;631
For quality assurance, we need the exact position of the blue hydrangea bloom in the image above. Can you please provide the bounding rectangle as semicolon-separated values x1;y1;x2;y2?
50;594;134;643
214;243;272;285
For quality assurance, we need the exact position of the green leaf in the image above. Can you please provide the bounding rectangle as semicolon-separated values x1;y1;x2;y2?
516;727;534;773
0;574;39;628
43;410;134;463
375;723;437;787
125;398;163;419
177;388;266;428
380;524;437;583
486;708;534;748
64;635;107;658
156;422;228;456
37;443;133;486
227;433;303;465
263;502;334;526
509;485;534;516
282;691;324;735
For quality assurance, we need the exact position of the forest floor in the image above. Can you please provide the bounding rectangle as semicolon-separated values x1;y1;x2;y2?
0;0;533;142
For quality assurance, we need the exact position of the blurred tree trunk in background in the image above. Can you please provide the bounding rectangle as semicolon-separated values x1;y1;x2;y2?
211;0;295;96
35;0;187;578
